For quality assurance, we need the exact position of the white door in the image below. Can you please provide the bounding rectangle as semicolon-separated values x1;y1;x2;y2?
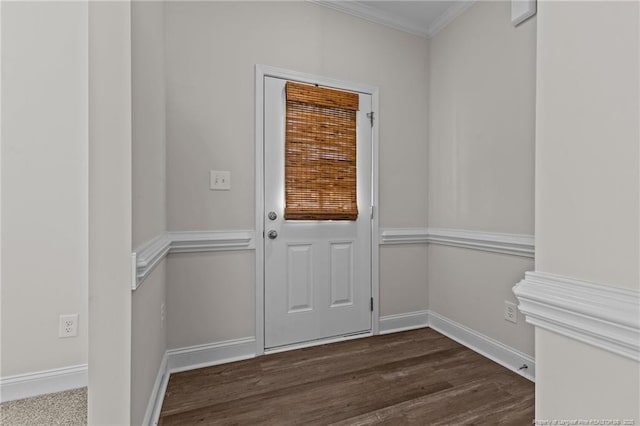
264;76;372;349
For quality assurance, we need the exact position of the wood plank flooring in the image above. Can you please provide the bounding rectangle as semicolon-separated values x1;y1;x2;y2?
159;329;534;425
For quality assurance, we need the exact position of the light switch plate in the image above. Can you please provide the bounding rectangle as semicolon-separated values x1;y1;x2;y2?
210;170;231;190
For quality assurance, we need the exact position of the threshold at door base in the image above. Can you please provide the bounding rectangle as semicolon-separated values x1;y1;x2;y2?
264;331;372;355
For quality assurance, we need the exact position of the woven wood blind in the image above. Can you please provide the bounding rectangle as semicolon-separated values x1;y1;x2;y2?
285;82;360;221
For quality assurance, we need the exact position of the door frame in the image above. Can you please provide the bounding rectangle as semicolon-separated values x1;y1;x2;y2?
255;65;380;356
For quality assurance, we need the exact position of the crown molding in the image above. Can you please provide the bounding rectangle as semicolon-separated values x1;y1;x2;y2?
514;271;640;361
309;1;429;38
426;0;477;38
309;0;477;39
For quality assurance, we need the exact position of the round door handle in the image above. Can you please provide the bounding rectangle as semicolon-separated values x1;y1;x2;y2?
268;211;277;221
267;230;278;240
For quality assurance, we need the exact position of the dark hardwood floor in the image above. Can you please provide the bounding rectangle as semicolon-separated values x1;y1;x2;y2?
158;329;534;425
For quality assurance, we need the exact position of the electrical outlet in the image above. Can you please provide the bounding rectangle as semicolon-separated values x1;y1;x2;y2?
59;314;78;338
210;170;231;190
504;301;518;324
160;303;165;329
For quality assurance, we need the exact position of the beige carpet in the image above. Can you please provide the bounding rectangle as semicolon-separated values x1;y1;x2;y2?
0;387;87;426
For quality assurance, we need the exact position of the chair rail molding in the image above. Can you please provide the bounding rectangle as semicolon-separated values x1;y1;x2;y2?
379;228;430;244
427;228;534;258
134;234;172;287
133;230;255;290
379;227;534;258
133;226;534;286
514;271;640;361
168;230;254;253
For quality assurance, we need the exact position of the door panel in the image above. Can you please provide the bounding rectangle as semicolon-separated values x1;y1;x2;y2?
287;244;313;313
264;76;372;349
330;242;354;307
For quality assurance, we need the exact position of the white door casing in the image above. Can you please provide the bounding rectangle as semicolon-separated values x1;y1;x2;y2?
263;75;373;349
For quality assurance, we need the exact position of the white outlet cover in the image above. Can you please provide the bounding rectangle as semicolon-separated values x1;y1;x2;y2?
504;301;518;324
59;314;78;338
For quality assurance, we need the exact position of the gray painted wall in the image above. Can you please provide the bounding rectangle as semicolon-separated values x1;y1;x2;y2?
427;0;536;357
1;0;89;378
534;1;639;420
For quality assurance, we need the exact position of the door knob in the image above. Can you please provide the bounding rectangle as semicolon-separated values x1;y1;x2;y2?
268;230;278;240
268;211;277;221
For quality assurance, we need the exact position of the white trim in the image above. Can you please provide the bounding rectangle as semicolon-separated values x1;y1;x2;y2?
379;227;534;258
379;228;430;244
309;0;429;38
142;338;256;425
511;0;536;27
514;271;640;361
134;234;171;288
143;353;168;426
131;252;138;291
428;311;535;382
264;332;372;355
379;310;429;334
256;65;379;96
255;65;266;356
132;230;255;290
168;230;255;253
0;364;87;403
133;226;534;290
309;1;477;39
255;64;380;354
166;337;256;374
426;1;477;38
371;73;381;336
427;228;534;258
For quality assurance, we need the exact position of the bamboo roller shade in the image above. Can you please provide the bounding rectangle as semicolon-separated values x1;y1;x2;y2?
285;81;360;221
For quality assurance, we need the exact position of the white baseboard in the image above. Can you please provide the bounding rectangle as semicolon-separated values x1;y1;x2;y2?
0;364;87;403
166;337;256;374
379;310;429;334
141;337;256;425
143;353;168;426
428;311;535;382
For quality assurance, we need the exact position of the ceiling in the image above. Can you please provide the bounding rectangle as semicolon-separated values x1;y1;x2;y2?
310;1;476;38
